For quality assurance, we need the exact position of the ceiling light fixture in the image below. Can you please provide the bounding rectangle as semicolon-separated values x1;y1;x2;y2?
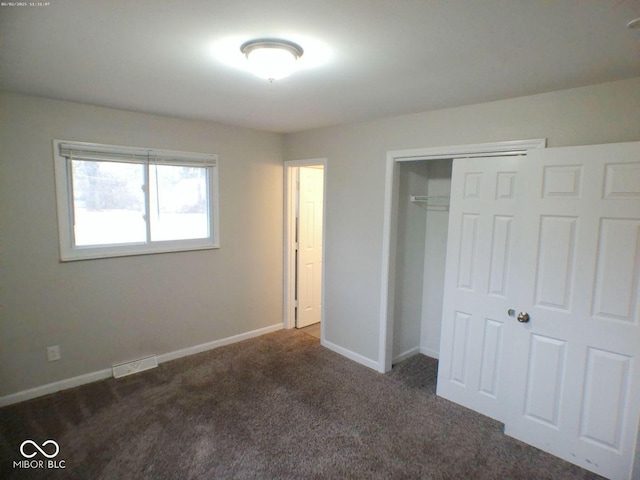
240;39;304;82
627;18;640;29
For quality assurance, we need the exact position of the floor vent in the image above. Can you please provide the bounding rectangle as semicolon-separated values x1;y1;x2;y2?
112;355;158;379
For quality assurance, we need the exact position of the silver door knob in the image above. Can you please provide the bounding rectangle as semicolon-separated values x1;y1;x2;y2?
507;309;530;323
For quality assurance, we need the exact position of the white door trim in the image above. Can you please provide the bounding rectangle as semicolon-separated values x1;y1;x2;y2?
283;159;327;334
378;139;546;373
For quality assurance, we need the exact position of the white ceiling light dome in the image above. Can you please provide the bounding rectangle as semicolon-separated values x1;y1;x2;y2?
240;39;304;81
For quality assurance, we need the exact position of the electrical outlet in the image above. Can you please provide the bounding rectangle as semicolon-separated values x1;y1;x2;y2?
46;345;61;362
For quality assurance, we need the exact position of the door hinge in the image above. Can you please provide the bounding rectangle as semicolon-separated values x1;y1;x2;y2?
294;299;298;308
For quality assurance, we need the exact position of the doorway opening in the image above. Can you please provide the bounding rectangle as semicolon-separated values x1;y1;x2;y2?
284;159;326;341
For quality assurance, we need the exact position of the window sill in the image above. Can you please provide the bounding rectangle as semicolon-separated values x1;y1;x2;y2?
59;240;220;262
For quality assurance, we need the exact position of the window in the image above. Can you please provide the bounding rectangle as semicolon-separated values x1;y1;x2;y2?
53;140;220;261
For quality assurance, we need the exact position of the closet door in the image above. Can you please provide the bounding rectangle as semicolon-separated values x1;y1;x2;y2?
436;155;523;422
437;142;640;479
504;142;640;480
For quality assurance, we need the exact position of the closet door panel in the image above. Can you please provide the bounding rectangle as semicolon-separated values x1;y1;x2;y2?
436;142;640;479
436;155;523;422
504;142;640;480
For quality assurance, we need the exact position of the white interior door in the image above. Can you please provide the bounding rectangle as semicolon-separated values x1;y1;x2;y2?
296;166;324;328
436;155;523;422
438;142;640;479
504;143;640;480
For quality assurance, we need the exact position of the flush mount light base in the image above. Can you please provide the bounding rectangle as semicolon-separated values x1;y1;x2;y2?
240;38;304;81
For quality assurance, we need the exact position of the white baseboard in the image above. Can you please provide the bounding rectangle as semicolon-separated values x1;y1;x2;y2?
321;339;379;371
0;323;283;407
0;368;113;408
420;346;439;359
392;346;421;365
156;323;282;363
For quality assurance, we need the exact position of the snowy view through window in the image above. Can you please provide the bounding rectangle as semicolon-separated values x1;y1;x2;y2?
71;160;209;246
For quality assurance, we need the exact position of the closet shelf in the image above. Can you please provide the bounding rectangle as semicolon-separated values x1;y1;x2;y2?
410;195;450;209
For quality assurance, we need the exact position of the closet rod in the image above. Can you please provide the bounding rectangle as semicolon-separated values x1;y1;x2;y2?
410;195;450;204
410;195;450;210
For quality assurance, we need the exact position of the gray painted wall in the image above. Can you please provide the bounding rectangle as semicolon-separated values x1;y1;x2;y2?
2;77;639;398
284;77;640;365
0;92;284;396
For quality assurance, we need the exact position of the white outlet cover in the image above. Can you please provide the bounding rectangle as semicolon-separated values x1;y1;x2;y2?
46;345;61;362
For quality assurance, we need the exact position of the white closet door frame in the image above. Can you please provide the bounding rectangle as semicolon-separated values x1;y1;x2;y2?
379;138;546;373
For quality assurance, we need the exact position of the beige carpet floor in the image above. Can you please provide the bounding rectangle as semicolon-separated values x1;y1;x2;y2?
0;329;602;479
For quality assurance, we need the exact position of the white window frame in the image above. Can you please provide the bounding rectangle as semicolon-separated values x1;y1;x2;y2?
53;139;220;261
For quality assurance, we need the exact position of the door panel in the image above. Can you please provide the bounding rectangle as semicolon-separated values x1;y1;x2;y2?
522;333;567;428
488;215;513;296
450;311;471;385
457;214;479;290
533;215;578;310
580;347;631;450
504;143;640;480
592;218;639;322
478;318;503;397
436;156;522;421
296;166;324;328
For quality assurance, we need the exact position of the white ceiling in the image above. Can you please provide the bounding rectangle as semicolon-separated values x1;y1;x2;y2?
1;0;639;133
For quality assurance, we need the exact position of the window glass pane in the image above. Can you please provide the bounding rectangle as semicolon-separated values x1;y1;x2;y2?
71;160;146;246
149;165;209;241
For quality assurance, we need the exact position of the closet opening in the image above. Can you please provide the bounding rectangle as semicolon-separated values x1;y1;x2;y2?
390;159;452;366
379;139;546;373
